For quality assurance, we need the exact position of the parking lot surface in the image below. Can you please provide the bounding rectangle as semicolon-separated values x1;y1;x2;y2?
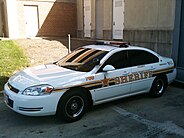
0;85;184;138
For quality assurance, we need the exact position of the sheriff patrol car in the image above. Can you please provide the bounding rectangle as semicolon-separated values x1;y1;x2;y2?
4;41;176;122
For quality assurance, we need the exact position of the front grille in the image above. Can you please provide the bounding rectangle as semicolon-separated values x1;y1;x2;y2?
7;83;19;93
18;107;43;112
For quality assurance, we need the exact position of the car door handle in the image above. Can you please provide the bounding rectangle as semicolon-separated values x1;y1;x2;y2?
137;65;145;68
149;66;156;70
122;71;129;75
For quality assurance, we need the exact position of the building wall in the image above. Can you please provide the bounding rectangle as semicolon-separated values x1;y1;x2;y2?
77;0;112;39
95;0;104;39
0;0;2;36
1;0;8;37
91;0;95;38
76;0;83;37
103;0;112;40
77;0;175;56
5;0;76;38
124;0;176;57
19;0;76;37
95;0;112;40
124;0;175;30
4;0;19;38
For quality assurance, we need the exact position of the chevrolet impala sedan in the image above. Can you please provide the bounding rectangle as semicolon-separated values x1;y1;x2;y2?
4;41;176;122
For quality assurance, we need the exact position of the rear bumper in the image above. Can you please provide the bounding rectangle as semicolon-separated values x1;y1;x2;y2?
167;68;177;84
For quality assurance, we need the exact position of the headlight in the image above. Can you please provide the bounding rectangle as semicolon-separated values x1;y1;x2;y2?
22;85;54;96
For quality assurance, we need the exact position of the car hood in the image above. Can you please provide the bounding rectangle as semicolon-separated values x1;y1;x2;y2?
8;64;86;91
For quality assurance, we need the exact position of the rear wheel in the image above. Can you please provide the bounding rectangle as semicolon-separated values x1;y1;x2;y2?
149;76;167;98
57;89;88;122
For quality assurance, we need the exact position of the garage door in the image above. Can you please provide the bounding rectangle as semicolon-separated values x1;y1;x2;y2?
113;0;124;39
24;6;39;37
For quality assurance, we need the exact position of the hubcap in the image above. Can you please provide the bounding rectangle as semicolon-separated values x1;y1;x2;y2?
71;103;78;110
65;96;84;118
155;79;164;94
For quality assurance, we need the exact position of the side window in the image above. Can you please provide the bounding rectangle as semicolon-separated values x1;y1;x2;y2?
128;50;159;66
98;51;128;72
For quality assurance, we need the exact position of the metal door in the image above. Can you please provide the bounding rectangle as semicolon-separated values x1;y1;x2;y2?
84;0;91;38
24;6;39;37
113;0;124;39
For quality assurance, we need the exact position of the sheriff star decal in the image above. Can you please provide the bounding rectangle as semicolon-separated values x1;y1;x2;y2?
101;76;110;87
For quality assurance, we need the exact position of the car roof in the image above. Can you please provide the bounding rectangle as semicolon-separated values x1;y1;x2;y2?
83;44;119;51
83;43;160;57
83;44;151;52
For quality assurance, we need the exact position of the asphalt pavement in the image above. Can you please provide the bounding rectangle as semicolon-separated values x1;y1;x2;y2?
0;83;184;137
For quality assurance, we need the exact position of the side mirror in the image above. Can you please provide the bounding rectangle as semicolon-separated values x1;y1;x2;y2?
103;65;115;72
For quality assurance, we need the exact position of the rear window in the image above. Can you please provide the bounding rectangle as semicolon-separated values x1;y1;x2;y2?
128;50;159;66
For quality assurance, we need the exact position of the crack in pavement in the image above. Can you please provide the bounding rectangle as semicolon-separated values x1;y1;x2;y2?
112;106;184;137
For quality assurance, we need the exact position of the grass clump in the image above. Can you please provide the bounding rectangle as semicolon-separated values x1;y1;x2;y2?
0;40;29;91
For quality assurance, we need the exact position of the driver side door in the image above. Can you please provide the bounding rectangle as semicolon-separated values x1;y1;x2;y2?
94;50;131;102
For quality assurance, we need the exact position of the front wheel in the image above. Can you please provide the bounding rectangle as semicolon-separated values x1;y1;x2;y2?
149;76;167;98
57;90;88;122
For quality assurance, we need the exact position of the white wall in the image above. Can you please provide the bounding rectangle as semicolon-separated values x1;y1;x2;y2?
124;0;176;30
5;0;19;38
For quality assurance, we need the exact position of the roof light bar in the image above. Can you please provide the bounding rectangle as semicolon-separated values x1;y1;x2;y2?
110;41;130;45
95;41;130;48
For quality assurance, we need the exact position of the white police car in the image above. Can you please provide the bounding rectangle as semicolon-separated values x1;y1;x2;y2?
4;41;176;122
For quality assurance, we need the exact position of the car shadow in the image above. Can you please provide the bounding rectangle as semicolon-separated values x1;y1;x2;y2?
0;93;149;126
171;81;184;89
91;93;149;111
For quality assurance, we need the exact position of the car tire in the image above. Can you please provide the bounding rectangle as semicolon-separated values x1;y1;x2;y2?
57;89;88;122
149;76;167;98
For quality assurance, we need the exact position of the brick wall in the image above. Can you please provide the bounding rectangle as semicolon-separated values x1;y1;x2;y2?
16;0;76;37
38;2;77;37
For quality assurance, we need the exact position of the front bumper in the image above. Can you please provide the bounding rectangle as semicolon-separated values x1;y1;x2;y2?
3;83;64;116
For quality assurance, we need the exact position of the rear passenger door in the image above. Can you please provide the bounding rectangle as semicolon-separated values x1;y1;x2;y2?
128;50;159;93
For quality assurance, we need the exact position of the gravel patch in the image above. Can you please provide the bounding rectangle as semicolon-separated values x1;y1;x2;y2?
15;38;68;66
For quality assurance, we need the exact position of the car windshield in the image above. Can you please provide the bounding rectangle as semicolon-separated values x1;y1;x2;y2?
56;48;108;72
